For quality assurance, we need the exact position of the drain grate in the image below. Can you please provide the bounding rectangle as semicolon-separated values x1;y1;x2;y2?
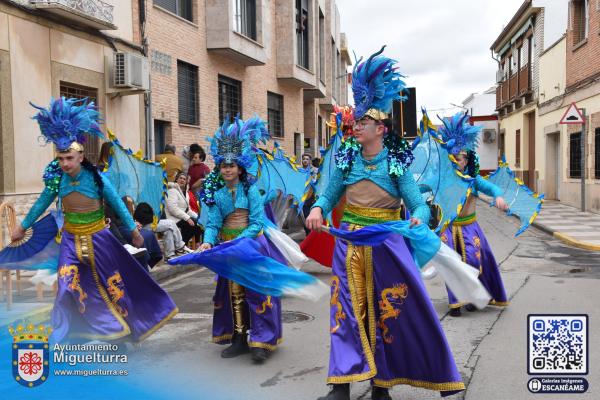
282;311;314;323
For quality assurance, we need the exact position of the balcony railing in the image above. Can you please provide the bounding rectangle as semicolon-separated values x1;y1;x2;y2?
30;0;116;30
495;64;532;110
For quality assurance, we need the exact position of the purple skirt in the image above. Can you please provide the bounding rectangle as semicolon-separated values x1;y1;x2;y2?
52;228;178;343
212;234;284;350
441;219;508;308
327;223;465;394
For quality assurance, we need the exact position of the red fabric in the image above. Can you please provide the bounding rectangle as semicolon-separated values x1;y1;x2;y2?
188;163;211;188
300;197;345;268
188;190;199;214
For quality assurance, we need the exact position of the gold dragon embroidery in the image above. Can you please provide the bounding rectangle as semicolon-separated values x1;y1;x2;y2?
330;276;346;333
473;235;482;272
256;296;273;314
58;265;87;313
106;272;128;317
378;283;408;344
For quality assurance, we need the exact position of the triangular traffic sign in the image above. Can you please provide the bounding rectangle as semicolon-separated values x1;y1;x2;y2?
559;102;585;124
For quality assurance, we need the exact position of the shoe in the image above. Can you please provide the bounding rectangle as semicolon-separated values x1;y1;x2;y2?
124;244;147;258
164;253;176;262
251;347;269;363
449;307;462;317
175;245;193;255
317;384;350;400
372;386;392;400
221;332;250;358
465;303;477;312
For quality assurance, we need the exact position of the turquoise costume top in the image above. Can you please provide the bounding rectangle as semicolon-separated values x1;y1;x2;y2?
313;147;431;223
472;175;503;200
203;183;264;245
22;166;136;232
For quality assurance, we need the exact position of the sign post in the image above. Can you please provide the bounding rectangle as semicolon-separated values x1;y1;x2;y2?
559;102;586;212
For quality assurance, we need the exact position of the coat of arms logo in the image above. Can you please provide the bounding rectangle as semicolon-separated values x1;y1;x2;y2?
9;323;52;387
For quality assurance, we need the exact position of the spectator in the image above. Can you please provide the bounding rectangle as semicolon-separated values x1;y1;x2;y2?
299;153;318;184
182;143;202;172
165;172;202;244
312;157;320;169
134;202;191;262
155;144;184;182
188;147;211;192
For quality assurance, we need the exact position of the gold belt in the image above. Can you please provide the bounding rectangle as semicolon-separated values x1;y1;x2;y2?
64;218;107;235
342;204;400;226
453;213;476;226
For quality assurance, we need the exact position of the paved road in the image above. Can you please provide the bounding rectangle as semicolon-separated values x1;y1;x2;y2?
129;202;599;400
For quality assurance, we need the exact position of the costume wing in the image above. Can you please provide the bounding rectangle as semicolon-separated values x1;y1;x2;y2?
104;130;167;226
254;143;311;212
485;157;544;236
409;111;474;232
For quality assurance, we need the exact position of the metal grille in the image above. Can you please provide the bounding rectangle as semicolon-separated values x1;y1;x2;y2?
177;60;199;125
218;75;242;124
594;128;600;179
155;0;193;22
114;52;125;86
569;132;582;179
267;92;284;138
59;82;100;164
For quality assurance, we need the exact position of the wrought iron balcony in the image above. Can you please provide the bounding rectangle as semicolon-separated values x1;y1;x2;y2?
30;0;116;30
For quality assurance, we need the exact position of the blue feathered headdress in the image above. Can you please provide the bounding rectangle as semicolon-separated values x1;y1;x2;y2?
437;112;481;155
30;97;104;152
352;45;406;120
208;115;270;169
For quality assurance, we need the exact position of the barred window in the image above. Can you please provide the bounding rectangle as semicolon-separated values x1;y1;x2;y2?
267;92;284;138
234;0;257;40
177;60;199;125
594;128;600;178
218;75;242;124
570;132;582;179
59;82;100;164
155;0;193;22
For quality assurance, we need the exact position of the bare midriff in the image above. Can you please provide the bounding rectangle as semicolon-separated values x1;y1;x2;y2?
223;208;249;229
345;180;400;209
62;192;102;213
459;195;476;217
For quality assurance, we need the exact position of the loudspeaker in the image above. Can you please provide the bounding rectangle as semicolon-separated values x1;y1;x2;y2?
392;87;417;138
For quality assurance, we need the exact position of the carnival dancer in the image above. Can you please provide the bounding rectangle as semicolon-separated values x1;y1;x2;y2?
306;47;465;400
436;112;509;316
196;116;287;364
10;98;178;343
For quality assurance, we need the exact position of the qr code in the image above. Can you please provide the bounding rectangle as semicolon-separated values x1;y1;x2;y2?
528;315;588;374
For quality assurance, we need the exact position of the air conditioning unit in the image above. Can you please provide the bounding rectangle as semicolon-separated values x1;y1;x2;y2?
483;129;497;143
109;52;149;91
496;69;504;83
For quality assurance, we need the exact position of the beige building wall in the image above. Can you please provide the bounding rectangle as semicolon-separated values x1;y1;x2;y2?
0;2;145;218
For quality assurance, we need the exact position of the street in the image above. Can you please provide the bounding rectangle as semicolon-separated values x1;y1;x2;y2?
129;202;600;400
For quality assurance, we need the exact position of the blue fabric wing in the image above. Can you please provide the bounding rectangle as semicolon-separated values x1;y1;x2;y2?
485;157;544;236
254;145;310;211
168;237;325;299
409;113;474;232
103;131;167;227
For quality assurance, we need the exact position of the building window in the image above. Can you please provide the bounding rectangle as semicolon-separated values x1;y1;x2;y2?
572;0;589;45
318;9;325;84
234;0;257;41
267;92;284;138
331;38;337;101
59;82;100;165
569;132;582;178
515;129;521;167
177;60;199;125
595;128;600;178
296;0;309;69
499;132;506;159
317;115;323;148
218;75;242;124
155;0;193;22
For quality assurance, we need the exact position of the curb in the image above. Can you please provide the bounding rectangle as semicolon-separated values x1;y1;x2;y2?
553;232;600;252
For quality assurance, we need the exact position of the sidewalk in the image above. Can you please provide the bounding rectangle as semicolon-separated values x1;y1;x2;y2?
533;200;600;251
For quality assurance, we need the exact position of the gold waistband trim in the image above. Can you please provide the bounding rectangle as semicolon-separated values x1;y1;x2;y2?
345;204;400;220
64;218;107;235
453;213;476;226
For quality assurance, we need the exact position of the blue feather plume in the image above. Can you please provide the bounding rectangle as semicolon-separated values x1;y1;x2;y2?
437;112;481;155
30;97;103;151
352;45;406;119
208;115;269;169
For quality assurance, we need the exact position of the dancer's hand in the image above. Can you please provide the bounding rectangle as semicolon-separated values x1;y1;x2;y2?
305;208;324;232
132;229;144;248
495;197;509;211
198;243;212;252
10;224;26;242
409;217;422;228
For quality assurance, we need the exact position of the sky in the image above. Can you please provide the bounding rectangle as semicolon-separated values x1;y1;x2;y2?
339;0;525;117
